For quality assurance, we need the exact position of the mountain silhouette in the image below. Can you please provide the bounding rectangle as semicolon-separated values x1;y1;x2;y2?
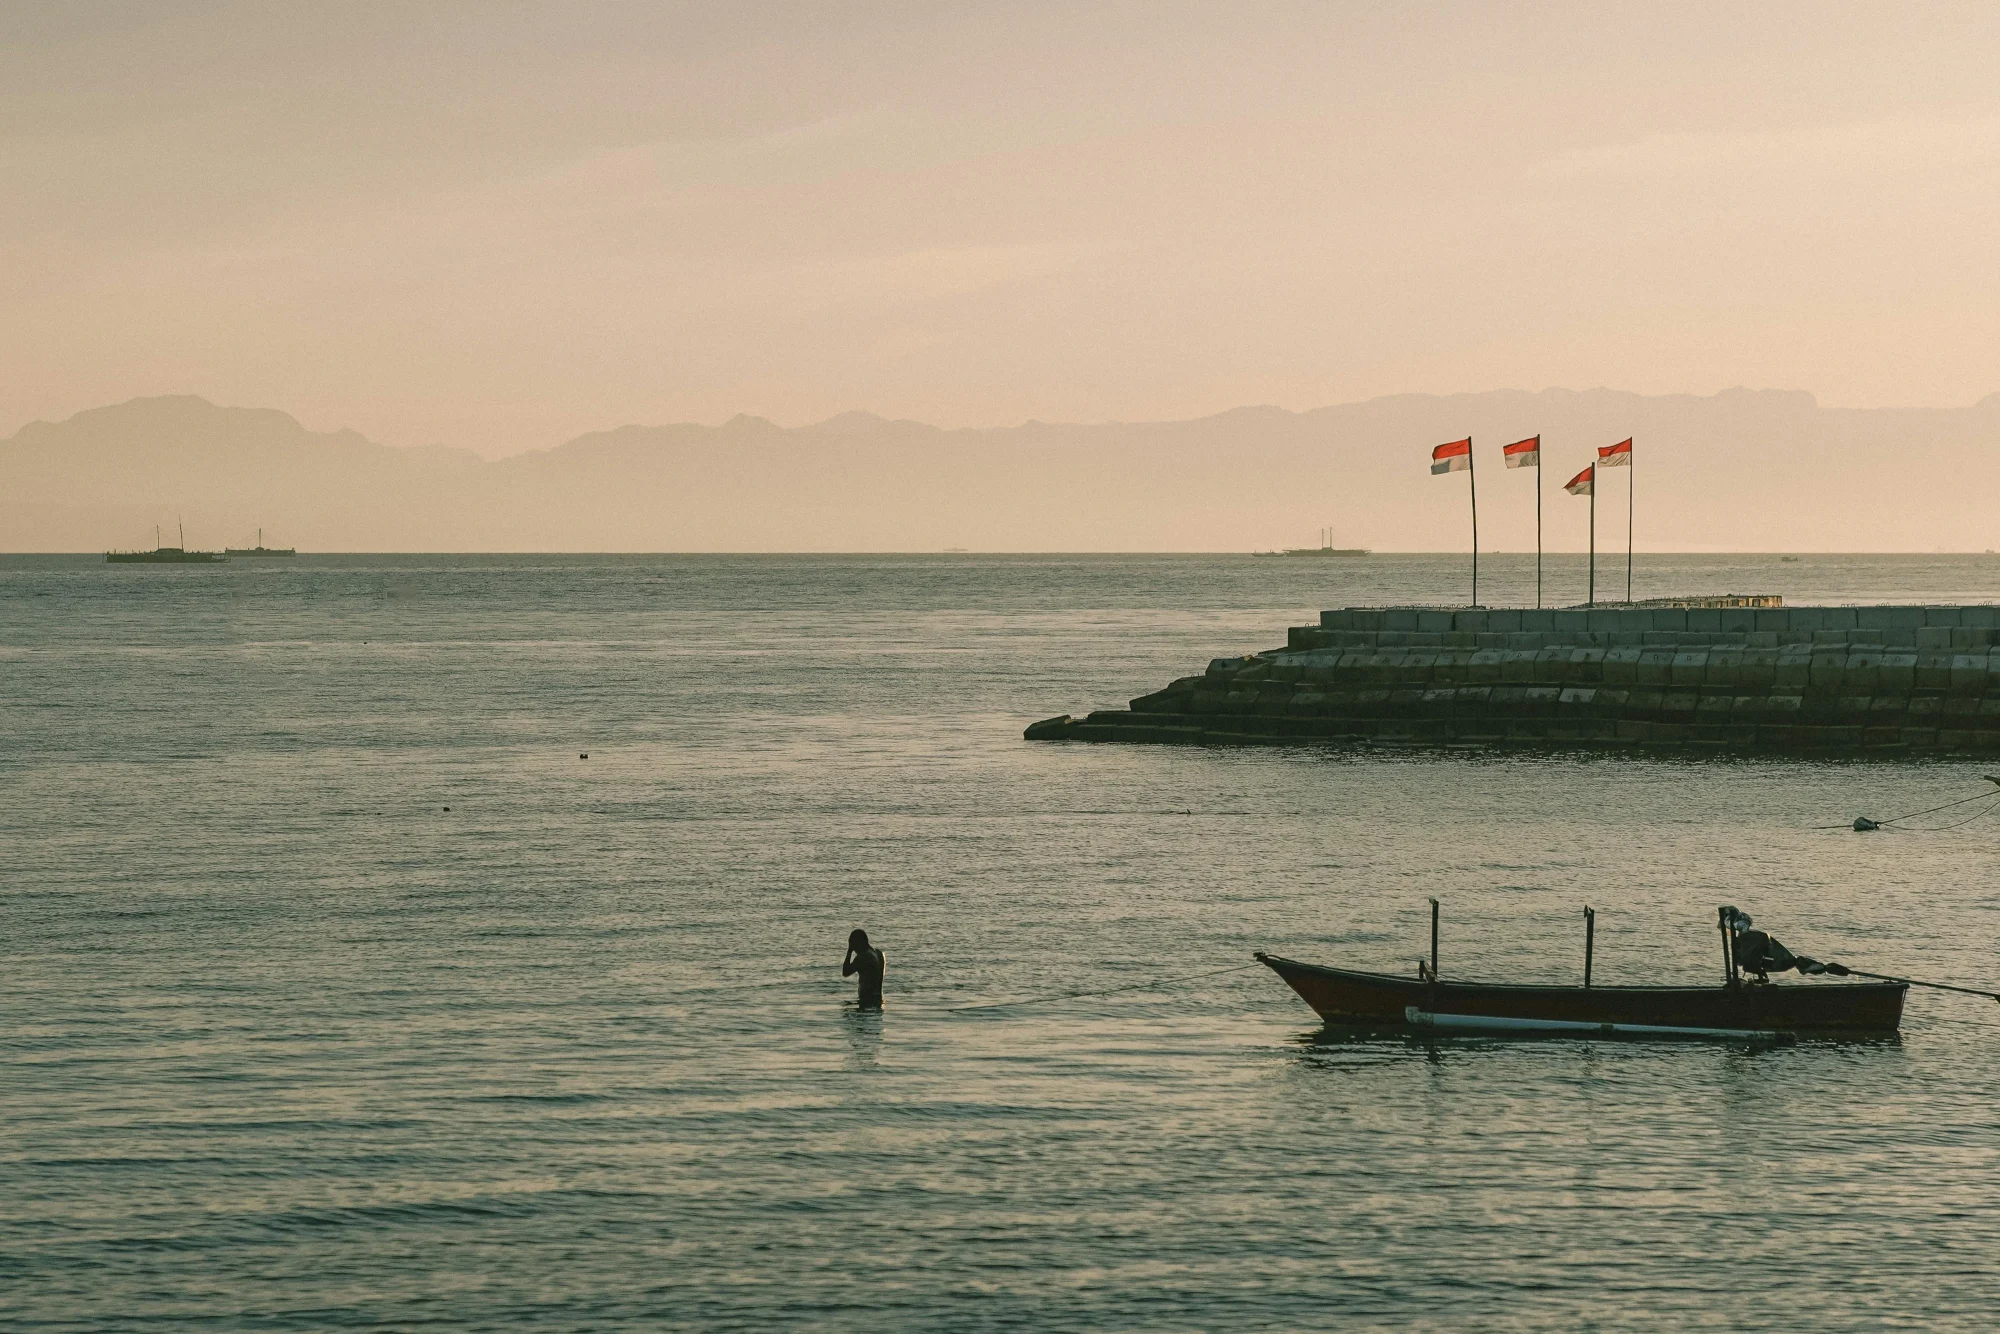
4;390;1998;551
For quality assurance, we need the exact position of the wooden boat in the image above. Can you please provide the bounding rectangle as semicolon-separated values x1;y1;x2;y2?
107;522;226;564
225;527;296;557
1256;953;1905;1038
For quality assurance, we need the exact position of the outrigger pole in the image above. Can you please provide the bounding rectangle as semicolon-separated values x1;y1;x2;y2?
1825;968;2000;1002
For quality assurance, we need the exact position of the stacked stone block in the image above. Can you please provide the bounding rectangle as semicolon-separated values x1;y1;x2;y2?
1025;605;2000;752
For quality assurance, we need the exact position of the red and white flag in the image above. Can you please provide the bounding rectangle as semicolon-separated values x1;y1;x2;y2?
1502;436;1540;469
1564;464;1594;495
1598;438;1632;467
1431;438;1472;474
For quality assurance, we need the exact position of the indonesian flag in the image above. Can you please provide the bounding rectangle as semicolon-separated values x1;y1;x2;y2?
1502;435;1540;469
1598;438;1633;467
1431;438;1472;474
1564;464;1595;495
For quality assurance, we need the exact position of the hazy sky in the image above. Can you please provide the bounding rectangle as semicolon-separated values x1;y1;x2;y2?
6;2;1999;457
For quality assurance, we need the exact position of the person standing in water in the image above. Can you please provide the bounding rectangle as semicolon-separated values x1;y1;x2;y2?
843;929;885;1009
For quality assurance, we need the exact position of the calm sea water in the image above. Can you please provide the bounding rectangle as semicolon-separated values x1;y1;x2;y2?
6;553;2000;1331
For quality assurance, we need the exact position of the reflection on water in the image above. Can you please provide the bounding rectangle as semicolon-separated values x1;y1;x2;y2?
4;554;1999;1331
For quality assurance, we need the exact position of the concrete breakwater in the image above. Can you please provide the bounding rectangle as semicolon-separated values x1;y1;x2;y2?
1026;601;2000;753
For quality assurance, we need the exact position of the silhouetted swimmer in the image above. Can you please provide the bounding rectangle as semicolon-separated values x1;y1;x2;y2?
843;929;884;1009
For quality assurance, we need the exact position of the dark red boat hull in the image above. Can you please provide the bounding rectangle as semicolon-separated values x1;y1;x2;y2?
1257;953;1905;1035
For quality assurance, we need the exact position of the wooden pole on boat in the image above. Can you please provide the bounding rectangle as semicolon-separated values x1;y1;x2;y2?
1429;897;1440;980
1584;906;1595;988
1717;907;1738;988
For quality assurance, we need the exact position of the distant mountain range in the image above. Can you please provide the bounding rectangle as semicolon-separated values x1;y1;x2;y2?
4;390;1999;551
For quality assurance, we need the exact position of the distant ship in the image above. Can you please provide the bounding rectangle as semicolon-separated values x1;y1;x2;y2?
107;523;226;564
225;528;297;557
1254;527;1370;558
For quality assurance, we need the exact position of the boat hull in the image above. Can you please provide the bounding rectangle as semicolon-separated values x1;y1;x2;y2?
106;549;226;563
1257;953;1905;1035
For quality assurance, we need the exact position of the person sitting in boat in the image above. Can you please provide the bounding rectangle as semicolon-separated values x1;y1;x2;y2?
1727;910;1828;982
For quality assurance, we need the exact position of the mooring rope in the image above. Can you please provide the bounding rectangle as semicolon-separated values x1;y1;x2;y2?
1818;778;2000;830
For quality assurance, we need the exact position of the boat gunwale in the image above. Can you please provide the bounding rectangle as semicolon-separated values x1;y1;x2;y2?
1255;951;1909;997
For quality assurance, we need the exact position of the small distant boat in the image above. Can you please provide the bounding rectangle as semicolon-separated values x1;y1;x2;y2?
107;523;226;564
1780;555;1801;563
225;528;297;557
1254;526;1370;558
1258;904;1907;1039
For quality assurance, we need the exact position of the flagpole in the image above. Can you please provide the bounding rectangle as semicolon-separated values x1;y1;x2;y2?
1468;437;1479;607
1626;444;1634;603
1535;443;1543;609
1588;466;1596;607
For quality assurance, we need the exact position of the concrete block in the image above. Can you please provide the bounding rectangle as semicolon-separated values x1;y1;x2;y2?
1635;649;1675;685
1718;608;1757;633
1603;646;1642;683
1754;609;1789;631
1417;610;1453;632
1650;610;1688;631
1949;655;1989;694
1877;652;1917;691
1254;687;1297;716
1915;655;1952;691
1808;652;1848;688
1686;608;1722;632
1382;609;1418;631
1474;633;1506;648
1858;606;1922;631
1916;626;1954;650
1660;691;1700;721
1451;610;1487;633
1924;607;1966;627
1319;609;1353;629
1523;685;1562;715
1468;649;1503;683
1553;610;1589;632
1823;607;1863;630
1671;650;1710;685
1559;686;1598;707
1964;606;2000;629
1453;685;1493;710
1484;609;1523;632
1641;631;1677;646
